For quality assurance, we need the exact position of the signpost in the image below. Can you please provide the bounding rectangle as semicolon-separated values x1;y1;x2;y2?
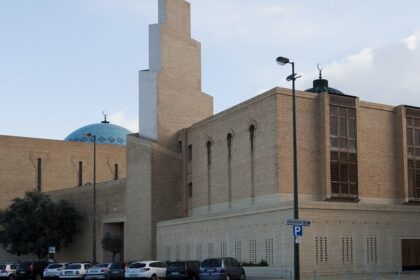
48;246;56;262
284;218;311;227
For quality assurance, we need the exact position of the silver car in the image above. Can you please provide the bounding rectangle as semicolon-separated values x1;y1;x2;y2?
0;263;18;280
43;263;67;280
84;264;111;280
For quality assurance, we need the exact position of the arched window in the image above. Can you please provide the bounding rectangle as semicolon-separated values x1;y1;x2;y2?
206;141;212;165
249;125;256;150
227;133;233;158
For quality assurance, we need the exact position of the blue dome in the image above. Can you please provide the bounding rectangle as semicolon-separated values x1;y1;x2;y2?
65;121;132;146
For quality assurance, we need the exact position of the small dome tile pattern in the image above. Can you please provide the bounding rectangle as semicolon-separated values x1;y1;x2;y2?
64;122;132;146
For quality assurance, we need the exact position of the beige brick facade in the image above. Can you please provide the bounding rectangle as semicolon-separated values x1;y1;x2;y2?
0;135;126;209
2;0;420;277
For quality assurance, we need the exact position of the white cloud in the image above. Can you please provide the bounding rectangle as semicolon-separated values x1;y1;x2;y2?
299;31;420;106
403;34;417;50
108;112;138;133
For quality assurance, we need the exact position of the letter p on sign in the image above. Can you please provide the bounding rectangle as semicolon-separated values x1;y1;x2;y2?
293;225;303;237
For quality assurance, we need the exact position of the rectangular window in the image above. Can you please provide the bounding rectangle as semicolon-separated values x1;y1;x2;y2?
78;161;83;186
188;183;193;198
406;115;420;198
114;164;119;180
188;145;192;161
330;101;358;199
37;158;42;191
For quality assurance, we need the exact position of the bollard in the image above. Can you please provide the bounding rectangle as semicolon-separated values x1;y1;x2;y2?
313;270;317;280
372;268;377;280
397;269;401;280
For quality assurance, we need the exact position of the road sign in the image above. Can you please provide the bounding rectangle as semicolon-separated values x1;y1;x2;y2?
48;246;56;254
293;225;303;237
284;218;311;226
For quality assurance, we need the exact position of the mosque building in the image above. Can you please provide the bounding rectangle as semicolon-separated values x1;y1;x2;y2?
1;0;420;276
0;115;130;209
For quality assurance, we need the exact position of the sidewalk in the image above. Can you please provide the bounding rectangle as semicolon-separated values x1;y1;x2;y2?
249;271;420;280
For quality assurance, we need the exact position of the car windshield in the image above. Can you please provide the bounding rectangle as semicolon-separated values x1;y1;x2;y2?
109;263;124;269
93;264;109;268
0;265;5;269
66;264;81;269
167;262;185;271
129;263;146;269
201;259;222;268
47;264;63;269
18;263;32;270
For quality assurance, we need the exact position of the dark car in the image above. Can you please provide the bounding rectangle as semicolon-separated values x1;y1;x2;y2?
199;258;245;280
166;261;200;280
84;263;126;280
16;260;50;280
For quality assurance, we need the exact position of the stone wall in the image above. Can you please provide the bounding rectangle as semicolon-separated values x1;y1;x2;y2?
0;135;126;209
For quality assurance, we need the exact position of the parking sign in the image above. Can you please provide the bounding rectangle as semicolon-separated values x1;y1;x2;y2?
293;225;303;237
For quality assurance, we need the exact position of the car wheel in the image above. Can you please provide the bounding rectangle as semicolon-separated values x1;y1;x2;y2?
8;275;15;280
240;273;246;280
151;274;157;280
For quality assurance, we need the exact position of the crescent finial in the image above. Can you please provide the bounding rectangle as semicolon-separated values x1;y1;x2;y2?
317;63;323;79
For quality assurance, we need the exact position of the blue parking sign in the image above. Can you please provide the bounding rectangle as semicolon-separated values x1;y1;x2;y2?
293;225;303;237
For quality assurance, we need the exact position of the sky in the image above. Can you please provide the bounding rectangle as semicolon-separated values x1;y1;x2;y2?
1;0;420;140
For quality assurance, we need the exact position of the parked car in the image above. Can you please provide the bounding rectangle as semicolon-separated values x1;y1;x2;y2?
84;263;126;280
59;263;92;279
0;263;18;280
125;261;166;280
166;261;200;280
43;263;67;280
16;260;50;280
199;258;245;280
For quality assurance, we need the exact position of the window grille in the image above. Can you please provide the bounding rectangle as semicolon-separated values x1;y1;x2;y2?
176;245;180;260
235;241;242;262
208;243;214;258
341;237;353;264
265;238;274;264
196;243;202;260
315;237;328;264
165;246;171;261
249;240;257;263
366;237;378;263
221;241;227;257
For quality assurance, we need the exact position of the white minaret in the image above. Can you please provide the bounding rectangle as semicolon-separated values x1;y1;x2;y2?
139;0;213;150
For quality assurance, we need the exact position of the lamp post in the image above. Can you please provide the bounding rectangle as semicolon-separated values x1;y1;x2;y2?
83;132;97;264
276;56;301;280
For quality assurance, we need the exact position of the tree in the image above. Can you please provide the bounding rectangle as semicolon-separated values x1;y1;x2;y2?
0;191;82;259
101;232;123;262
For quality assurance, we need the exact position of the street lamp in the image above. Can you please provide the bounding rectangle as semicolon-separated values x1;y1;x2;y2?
83;132;97;264
276;56;301;280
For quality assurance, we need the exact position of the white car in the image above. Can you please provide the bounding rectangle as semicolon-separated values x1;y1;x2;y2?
0;263;18;280
125;261;166;280
43;263;67;279
59;263;92;279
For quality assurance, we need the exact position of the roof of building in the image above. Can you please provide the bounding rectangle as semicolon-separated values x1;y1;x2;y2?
64;116;132;146
305;67;344;95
